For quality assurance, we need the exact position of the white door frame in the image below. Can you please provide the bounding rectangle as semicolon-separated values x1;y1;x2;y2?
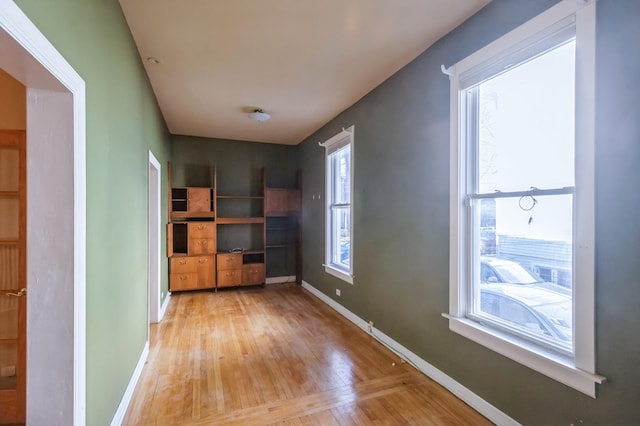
0;2;86;424
148;151;161;324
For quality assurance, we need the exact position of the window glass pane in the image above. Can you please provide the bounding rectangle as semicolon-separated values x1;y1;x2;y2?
331;206;350;269
474;193;573;352
0;297;18;339
476;40;575;193
0;148;19;192
0;343;17;390
332;145;351;205
0;197;19;239
0;245;19;291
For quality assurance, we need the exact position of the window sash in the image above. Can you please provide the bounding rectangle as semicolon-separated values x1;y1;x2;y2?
463;39;576;354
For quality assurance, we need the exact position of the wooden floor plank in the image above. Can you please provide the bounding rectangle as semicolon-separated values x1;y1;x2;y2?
122;283;491;425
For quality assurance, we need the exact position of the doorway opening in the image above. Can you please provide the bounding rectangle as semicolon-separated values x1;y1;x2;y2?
0;2;87;424
148;151;161;324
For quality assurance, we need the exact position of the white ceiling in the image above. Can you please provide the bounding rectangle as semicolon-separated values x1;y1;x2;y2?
119;0;490;145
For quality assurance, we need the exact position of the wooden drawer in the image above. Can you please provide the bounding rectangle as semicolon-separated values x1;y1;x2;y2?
195;255;215;288
217;253;242;270
188;238;215;255
217;268;242;287
170;272;197;291
170;256;197;274
242;263;265;285
188;222;215;239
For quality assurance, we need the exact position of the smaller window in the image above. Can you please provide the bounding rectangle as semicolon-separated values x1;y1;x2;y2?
321;126;354;284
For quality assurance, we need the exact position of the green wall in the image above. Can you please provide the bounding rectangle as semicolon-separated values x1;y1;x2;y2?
299;0;640;423
13;0;171;423
171;135;299;277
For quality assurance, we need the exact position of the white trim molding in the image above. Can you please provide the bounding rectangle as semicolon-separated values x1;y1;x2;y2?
265;275;297;285
0;2;87;424
109;342;149;426
148;150;161;324
322;125;355;285
301;281;519;426
159;292;171;322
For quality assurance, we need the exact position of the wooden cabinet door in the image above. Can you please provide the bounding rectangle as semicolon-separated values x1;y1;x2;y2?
217;269;242;287
286;189;301;213
217;253;242;270
195;256;215;288
170;272;198;291
187;222;215;255
265;188;300;216
265;188;286;216
242;263;265;285
187;188;211;213
188;238;215;255
188;222;215;239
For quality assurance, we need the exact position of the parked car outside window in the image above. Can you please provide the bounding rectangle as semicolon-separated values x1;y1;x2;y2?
480;284;572;345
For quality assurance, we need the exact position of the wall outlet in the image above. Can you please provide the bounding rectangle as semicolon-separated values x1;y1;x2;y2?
368;320;374;333
336;288;341;296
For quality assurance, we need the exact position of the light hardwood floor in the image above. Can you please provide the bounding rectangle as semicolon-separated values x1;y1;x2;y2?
123;283;491;425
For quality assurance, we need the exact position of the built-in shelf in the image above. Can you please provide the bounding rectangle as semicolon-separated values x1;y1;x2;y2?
216;217;264;224
171;211;215;219
217;195;264;199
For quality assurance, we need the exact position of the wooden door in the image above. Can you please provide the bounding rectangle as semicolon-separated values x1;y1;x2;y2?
0;130;26;424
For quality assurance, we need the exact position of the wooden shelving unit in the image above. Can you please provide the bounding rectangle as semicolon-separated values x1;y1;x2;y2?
166;163;216;292
167;165;300;290
214;168;266;287
264;170;302;283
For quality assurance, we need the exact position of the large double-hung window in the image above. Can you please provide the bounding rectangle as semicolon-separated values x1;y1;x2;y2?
447;0;604;396
322;126;354;284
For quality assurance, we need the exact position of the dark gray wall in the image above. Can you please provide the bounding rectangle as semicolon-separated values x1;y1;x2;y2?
171;135;299;277
299;0;640;423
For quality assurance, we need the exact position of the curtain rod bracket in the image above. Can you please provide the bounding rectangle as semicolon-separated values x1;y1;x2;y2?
441;64;455;77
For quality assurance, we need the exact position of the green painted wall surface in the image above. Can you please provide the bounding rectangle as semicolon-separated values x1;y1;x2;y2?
13;0;171;423
299;0;640;423
171;136;299;277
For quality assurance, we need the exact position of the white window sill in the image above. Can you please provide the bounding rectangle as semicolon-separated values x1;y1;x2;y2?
324;264;353;284
443;314;605;397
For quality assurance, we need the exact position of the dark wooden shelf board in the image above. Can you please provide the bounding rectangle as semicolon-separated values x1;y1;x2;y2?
217;217;264;224
171;211;215;219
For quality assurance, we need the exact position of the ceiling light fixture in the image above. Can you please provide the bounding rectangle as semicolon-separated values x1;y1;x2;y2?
249;108;271;122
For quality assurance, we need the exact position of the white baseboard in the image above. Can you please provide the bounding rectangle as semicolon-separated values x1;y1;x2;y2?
159;292;171;321
301;280;519;426
266;275;297;285
110;341;149;426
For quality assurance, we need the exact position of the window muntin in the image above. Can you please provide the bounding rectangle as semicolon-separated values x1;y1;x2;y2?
323;128;354;283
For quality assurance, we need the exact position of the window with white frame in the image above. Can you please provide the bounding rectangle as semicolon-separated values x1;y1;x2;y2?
447;0;604;396
322;126;354;284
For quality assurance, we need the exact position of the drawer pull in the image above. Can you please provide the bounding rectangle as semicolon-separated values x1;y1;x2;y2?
197;224;205;230
199;258;207;264
179;259;188;265
180;275;188;280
